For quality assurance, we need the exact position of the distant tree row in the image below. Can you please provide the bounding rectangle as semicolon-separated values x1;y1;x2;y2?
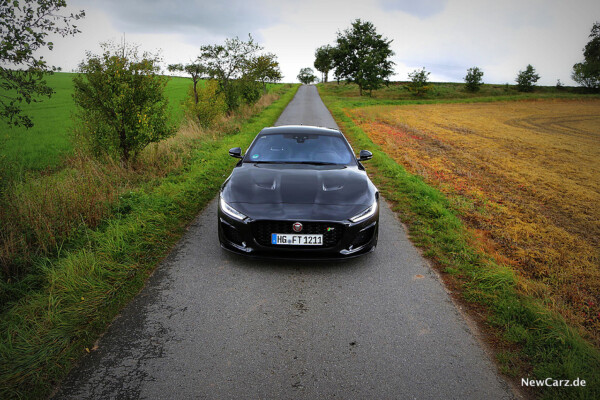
168;35;282;114
309;19;600;96
404;63;538;96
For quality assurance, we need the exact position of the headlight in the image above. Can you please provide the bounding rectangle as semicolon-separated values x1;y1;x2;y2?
349;199;377;223
220;196;247;221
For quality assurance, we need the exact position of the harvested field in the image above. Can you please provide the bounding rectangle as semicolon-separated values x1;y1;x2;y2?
350;99;600;344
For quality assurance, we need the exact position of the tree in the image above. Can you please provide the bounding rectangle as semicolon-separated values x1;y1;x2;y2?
464;67;484;92
572;22;600;90
407;68;433;96
199;35;263;112
297;67;317;84
515;64;540;92
72;42;175;167
183;80;226;128
333;19;395;96
0;0;85;128
167;63;206;104
314;45;334;83
249;53;282;94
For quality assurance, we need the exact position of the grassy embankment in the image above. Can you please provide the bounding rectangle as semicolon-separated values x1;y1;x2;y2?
319;81;600;399
0;73;299;399
0;72;194;307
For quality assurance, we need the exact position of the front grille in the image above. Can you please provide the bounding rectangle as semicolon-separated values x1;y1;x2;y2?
252;221;344;248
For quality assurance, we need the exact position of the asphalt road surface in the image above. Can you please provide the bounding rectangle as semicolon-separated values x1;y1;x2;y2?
54;85;514;399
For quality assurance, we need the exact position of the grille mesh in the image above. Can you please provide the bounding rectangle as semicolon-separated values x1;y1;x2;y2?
222;224;244;246
351;225;376;248
252;221;343;247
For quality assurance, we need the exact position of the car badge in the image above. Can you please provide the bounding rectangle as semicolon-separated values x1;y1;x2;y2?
293;222;303;232
326;227;335;232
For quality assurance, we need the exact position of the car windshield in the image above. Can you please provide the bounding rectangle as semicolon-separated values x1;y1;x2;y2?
244;133;355;165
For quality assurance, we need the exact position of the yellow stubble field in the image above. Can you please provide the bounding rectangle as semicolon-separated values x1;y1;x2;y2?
350;99;600;343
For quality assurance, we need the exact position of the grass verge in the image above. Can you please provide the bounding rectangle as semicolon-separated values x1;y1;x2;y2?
320;88;600;400
0;84;299;399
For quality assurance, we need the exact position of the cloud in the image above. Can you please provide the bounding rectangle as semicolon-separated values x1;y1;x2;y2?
379;0;448;18
84;0;280;41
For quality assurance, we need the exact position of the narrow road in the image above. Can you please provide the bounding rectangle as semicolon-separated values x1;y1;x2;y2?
55;85;514;399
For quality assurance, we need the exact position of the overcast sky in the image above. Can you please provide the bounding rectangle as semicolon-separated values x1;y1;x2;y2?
39;0;600;85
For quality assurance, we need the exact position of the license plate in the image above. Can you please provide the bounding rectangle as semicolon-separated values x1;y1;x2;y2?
271;233;323;246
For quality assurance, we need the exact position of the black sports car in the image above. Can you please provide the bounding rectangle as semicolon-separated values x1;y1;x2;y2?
218;125;379;259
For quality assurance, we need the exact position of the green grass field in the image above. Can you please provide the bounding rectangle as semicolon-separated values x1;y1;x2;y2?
0;72;193;180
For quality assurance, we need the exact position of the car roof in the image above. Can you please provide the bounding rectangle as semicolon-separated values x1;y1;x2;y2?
259;125;343;137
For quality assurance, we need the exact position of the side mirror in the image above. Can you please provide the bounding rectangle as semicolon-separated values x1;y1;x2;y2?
229;147;243;159
358;150;373;161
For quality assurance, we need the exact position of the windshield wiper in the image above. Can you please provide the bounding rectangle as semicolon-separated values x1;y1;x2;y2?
247;161;341;165
244;161;341;165
293;161;340;165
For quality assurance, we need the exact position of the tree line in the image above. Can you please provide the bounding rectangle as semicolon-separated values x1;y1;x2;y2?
1;1;283;168
74;35;282;167
168;36;282;114
302;19;600;96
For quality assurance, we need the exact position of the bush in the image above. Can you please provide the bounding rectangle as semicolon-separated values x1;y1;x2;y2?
183;80;227;128
239;78;262;105
464;67;484;92
407;68;433;96
72;42;175;166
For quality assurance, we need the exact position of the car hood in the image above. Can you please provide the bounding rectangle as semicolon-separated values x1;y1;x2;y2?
222;163;374;218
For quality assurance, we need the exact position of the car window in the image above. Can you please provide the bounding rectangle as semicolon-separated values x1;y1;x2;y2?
245;133;354;164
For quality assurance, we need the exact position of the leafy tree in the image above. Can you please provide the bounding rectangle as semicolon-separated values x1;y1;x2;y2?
572;63;599;89
72;43;175;167
333;19;395;96
167;63;206;104
515;64;540;92
572;22;600;90
183;80;226;128
407;68;432;96
0;0;85;128
297;67;317;84
248;53;282;94
199;35;262;112
314;45;334;83
464;67;484;92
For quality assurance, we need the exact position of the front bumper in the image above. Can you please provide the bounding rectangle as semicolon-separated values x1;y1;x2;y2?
218;205;379;260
